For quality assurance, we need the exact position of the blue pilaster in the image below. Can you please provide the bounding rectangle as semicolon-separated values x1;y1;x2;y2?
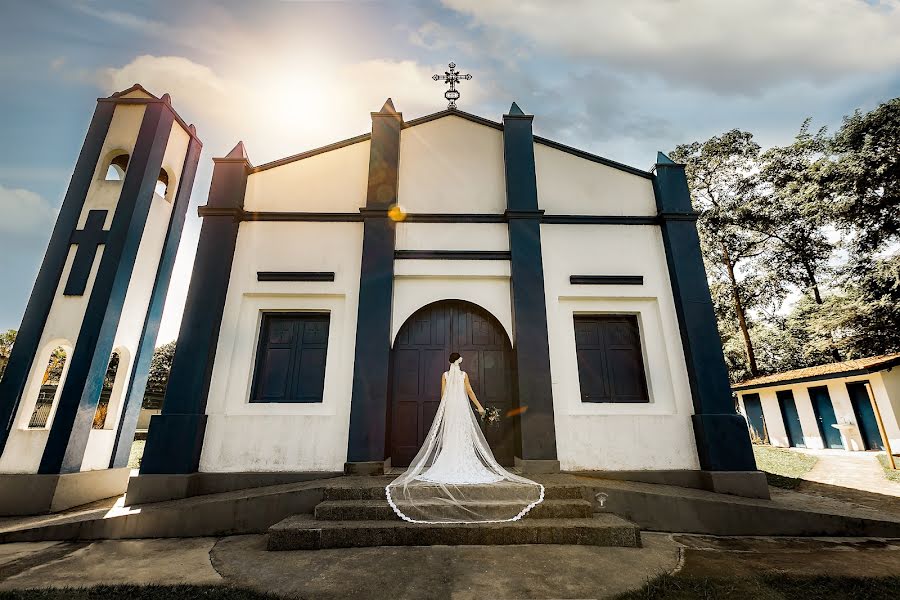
346;100;402;465
109;131;202;469
40;102;175;474
139;142;249;475
653;153;756;471
0;102;115;456
502;103;558;463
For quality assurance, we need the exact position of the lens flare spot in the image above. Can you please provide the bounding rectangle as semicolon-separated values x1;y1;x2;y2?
388;204;407;222
506;406;528;417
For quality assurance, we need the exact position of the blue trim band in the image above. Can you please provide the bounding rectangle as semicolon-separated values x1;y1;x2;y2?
0;103;115;457
109;135;202;469
394;250;510;260
40;103;175;474
257;272;335;282
502;108;558;462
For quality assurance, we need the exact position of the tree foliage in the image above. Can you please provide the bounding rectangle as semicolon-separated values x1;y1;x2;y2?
147;340;176;395
677;98;900;382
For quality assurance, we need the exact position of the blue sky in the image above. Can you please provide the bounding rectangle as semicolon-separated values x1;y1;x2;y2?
1;0;899;342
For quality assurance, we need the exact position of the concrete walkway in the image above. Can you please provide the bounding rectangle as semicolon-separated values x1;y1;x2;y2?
796;449;900;497
0;533;898;598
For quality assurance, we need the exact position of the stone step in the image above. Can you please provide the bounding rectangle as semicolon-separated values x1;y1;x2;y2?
267;514;640;551
314;498;593;521
322;482;586;502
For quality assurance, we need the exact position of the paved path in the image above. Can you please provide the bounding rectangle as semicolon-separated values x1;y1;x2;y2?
1;534;899;598
798;449;900;496
787;449;900;517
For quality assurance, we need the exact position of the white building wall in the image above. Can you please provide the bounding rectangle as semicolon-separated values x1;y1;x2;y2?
395;222;508;252
534;144;657;216
200;221;363;472
540;224;698;471
243;140;370;212
398;116;506;214
738;371;900;452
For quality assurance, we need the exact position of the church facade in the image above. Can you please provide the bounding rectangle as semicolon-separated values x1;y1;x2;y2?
0;86;761;514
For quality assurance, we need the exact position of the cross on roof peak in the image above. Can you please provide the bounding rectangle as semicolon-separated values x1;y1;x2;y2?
432;62;472;110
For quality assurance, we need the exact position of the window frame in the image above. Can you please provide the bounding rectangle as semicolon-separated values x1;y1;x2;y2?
572;313;650;404
249;311;331;404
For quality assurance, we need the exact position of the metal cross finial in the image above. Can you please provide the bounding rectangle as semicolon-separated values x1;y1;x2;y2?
432;62;472;110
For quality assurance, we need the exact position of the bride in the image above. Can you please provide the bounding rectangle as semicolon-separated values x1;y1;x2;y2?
386;352;544;523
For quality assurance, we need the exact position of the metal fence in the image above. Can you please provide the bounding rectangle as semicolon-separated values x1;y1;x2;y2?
28;386;57;428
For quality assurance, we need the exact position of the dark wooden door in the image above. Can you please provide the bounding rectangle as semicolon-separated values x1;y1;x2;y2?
742;393;767;443
390;301;515;467
847;382;884;451
809;386;844;449
777;390;806;448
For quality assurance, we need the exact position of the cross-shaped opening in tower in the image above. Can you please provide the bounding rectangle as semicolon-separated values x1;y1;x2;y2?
63;209;109;296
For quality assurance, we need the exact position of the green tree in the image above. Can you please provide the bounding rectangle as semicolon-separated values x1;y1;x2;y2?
0;329;16;380
670;131;771;376
815;255;900;357
827;97;900;254
752;122;841;361
146;340;176;396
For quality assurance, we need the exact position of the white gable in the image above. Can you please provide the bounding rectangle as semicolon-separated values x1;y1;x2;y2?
244;140;371;212
534;143;657;216
398;115;506;214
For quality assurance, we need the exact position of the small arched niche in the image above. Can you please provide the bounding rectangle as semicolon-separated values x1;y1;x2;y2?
93;351;124;429
154;169;170;200
27;346;69;428
104;153;130;181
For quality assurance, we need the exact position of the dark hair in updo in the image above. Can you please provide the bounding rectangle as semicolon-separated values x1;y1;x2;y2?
449;352;461;364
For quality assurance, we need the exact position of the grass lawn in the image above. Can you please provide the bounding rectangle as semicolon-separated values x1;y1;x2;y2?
615;573;900;600
2;576;899;600
0;587;279;600
752;445;818;489
876;453;900;483
127;439;145;469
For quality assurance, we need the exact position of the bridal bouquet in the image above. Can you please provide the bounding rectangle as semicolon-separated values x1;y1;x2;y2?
480;406;502;426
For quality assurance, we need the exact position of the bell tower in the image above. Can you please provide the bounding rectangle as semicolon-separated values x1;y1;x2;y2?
0;85;201;515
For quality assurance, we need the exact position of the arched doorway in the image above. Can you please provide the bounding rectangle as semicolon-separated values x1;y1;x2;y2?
389;300;516;467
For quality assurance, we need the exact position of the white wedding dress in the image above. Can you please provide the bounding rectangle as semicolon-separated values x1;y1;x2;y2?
386;358;544;523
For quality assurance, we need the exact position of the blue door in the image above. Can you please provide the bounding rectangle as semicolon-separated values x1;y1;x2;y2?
742;393;767;443
847;382;884;451
777;390;805;448
809;386;843;449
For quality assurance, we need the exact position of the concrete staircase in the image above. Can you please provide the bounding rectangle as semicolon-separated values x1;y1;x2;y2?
267;479;641;551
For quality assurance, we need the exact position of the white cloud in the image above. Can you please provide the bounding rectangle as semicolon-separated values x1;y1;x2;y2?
0;185;56;235
443;0;900;92
94;55;484;163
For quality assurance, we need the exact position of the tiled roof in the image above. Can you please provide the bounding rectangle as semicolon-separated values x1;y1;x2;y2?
732;352;900;391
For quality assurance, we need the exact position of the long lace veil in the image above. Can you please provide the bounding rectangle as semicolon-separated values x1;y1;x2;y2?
386;358;544;523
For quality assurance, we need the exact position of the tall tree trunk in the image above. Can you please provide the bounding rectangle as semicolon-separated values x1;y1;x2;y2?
803;261;842;362
722;242;759;376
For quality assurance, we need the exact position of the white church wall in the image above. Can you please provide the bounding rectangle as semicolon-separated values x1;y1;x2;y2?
398;116;506;214
391;261;513;346
540;224;699;471
200;221;363;472
0;104;152;474
82;120;190;472
395;222;508;251
243;140;370;212
534;143;657;216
